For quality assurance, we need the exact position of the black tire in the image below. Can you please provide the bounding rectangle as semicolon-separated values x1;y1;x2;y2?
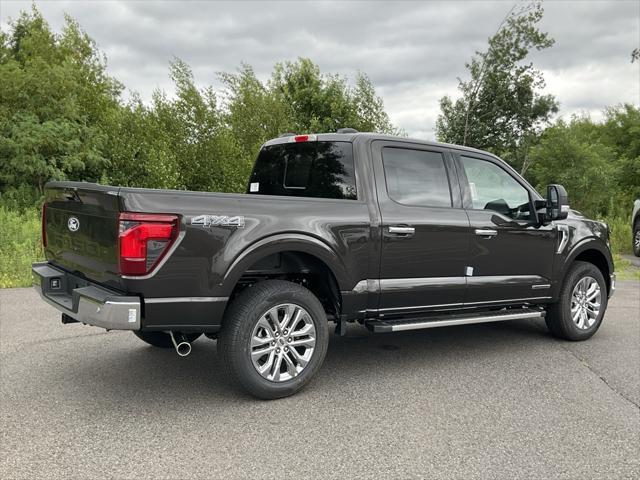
218;280;329;400
545;261;608;341
633;221;640;257
133;331;202;348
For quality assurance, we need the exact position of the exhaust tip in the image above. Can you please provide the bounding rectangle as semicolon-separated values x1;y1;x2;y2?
169;331;192;357
176;341;191;357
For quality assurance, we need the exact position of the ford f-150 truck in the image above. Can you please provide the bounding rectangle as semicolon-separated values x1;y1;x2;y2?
32;131;615;399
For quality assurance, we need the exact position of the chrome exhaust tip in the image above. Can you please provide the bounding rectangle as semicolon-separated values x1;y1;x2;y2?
169;331;191;357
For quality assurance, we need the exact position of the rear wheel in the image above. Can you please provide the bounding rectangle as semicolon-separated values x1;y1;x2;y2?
633;222;640;257
218;280;329;400
133;331;202;348
545;261;607;341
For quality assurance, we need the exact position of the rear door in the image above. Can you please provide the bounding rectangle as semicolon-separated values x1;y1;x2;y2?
453;152;556;304
371;140;470;316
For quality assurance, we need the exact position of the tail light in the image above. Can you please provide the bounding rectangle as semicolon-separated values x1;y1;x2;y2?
41;203;47;248
118;212;179;276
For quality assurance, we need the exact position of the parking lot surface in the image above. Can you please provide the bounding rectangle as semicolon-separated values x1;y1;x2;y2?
1;282;639;479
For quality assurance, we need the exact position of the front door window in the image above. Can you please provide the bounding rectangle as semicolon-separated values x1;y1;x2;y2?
461;156;532;221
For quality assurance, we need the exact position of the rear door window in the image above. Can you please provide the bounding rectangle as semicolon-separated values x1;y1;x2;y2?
381;147;452;208
248;141;357;200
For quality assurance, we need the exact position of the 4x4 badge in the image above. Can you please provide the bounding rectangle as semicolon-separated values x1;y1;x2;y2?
191;215;245;228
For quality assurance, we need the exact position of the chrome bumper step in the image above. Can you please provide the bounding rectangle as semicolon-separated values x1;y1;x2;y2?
365;308;545;333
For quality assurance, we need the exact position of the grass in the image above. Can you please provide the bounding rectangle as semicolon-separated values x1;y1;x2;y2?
0;207;43;288
0;207;637;287
613;254;640;281
605;215;632;257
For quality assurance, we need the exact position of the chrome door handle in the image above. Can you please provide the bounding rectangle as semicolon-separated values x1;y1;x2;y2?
475;228;498;237
388;226;415;235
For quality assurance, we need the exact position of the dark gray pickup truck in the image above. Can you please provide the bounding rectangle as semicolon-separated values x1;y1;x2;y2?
32;131;615;399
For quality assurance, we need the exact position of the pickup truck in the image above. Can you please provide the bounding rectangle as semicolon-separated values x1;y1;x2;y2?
32;131;615;399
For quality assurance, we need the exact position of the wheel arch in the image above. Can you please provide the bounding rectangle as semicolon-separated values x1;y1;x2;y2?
221;234;350;318
561;239;613;295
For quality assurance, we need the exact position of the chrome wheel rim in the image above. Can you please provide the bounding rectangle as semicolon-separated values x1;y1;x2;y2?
250;303;316;382
634;230;640;249
570;276;601;330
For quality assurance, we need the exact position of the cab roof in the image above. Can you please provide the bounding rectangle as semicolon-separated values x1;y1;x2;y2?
263;131;495;158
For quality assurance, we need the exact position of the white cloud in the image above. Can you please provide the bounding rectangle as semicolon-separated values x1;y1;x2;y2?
1;0;638;137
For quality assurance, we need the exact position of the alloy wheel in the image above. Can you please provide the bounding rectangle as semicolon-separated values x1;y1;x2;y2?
250;303;316;382
570;276;601;330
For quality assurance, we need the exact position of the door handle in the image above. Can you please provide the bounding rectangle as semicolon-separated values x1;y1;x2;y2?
475;228;498;237
388;226;415;235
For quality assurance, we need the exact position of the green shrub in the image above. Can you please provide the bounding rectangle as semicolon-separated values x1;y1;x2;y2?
602;215;632;255
0;207;43;288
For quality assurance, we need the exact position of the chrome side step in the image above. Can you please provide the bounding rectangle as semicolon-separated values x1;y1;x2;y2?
364;309;545;333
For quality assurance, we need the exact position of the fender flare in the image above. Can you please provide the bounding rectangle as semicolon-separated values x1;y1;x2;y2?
220;233;351;296
558;237;613;289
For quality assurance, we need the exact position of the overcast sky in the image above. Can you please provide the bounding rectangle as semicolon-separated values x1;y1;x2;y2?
1;0;639;138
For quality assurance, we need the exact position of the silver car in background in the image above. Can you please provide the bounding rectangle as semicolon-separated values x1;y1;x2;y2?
633;199;640;257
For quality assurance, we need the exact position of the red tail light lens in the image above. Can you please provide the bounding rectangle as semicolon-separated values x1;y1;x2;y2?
41;203;47;248
118;212;179;276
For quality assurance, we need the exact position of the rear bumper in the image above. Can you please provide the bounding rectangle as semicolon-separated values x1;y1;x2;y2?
32;262;141;330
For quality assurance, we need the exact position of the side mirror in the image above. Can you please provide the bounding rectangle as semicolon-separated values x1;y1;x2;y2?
547;184;570;221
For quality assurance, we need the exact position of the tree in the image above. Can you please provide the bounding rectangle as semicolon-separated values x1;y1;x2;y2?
600;104;640;208
0;8;401;202
436;1;558;174
0;7;121;203
219;63;293;164
219;58;400;173
528;115;617;217
149;59;247;193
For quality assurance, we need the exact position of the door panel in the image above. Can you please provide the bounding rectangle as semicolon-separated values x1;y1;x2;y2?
372;141;470;315
456;153;556;304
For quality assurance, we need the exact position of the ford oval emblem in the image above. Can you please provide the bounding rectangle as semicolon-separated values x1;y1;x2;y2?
68;216;80;232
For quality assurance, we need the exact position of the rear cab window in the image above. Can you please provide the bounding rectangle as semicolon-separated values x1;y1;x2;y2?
247;141;357;200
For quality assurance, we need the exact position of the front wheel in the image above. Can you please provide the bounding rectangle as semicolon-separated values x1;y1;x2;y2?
633;223;640;257
545;261;608;341
218;280;329;400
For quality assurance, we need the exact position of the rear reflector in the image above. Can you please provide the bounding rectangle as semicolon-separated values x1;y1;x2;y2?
118;212;179;276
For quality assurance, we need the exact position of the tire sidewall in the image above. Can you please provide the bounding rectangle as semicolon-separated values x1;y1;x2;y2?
558;262;608;340
225;282;329;399
633;223;640;257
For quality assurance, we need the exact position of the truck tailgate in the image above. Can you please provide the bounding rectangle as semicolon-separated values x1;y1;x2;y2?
43;182;123;289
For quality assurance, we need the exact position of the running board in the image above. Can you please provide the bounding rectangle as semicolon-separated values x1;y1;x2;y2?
364;308;545;333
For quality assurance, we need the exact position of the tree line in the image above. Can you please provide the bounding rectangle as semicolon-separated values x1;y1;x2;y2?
436;1;638;218
0;7;397;209
1;4;638;221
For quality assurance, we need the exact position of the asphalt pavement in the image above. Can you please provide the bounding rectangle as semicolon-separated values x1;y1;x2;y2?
1;282;639;479
622;254;640;268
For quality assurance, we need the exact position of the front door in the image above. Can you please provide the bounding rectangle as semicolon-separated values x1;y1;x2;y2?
372;141;470;316
454;152;556;305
